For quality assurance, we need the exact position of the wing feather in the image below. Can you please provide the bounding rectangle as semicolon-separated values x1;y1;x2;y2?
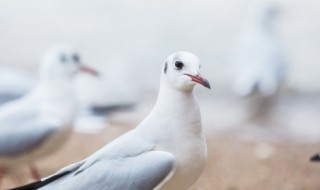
42;151;175;190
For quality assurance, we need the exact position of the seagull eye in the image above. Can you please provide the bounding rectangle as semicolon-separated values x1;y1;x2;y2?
174;61;184;70
73;54;80;63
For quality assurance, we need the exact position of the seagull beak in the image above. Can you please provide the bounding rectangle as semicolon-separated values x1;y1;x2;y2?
79;64;99;77
185;74;211;89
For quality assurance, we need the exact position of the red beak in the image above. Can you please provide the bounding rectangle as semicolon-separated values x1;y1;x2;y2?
79;65;99;76
185;74;211;89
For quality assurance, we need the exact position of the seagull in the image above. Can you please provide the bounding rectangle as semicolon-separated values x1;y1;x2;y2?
0;63;133;134
11;52;211;190
0;44;98;186
231;3;286;124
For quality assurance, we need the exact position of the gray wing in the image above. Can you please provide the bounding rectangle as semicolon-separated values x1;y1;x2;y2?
0;90;39;128
0;93;24;105
0;122;57;156
0;69;35;105
39;151;175;190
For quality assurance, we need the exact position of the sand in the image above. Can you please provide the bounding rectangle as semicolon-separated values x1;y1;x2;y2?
2;94;320;190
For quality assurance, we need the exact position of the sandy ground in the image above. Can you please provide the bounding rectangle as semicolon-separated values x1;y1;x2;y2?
2;125;320;190
2;94;320;190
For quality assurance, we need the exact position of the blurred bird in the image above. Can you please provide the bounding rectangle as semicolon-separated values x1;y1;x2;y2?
0;61;134;135
231;3;286;125
11;52;210;190
0;45;98;186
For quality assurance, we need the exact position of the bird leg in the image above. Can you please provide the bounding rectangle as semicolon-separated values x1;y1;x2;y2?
29;164;41;180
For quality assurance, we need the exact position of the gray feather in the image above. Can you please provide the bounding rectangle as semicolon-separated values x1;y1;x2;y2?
0;93;24;105
39;151;175;190
0;123;57;156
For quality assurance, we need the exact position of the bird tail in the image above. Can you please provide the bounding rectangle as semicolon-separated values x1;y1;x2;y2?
9;171;71;190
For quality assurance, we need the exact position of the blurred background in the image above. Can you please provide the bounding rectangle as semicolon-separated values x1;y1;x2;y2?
0;0;320;189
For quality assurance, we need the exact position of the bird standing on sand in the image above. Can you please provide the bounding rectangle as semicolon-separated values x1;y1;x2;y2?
231;4;286;125
12;52;211;190
0;45;98;186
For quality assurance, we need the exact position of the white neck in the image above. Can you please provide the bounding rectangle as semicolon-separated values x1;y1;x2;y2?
138;82;203;136
37;77;76;124
155;84;197;115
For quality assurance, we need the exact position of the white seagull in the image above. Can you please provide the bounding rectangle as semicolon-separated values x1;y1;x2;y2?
231;4;286;124
12;52;211;190
0;45;98;185
232;3;286;97
0;62;133;135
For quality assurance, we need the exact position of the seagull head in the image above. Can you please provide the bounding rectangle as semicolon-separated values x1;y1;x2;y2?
40;44;98;80
162;52;211;92
255;3;279;27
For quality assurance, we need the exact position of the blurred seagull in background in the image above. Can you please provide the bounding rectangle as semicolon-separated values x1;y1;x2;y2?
11;52;210;190
231;3;286;125
0;57;134;135
0;44;98;186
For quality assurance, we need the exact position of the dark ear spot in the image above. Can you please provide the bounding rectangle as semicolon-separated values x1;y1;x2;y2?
164;62;168;74
73;54;80;63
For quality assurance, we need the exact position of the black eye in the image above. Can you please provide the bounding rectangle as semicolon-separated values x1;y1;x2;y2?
174;61;184;70
73;54;80;63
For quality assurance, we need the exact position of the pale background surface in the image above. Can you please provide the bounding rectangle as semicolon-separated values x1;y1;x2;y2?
0;0;319;98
